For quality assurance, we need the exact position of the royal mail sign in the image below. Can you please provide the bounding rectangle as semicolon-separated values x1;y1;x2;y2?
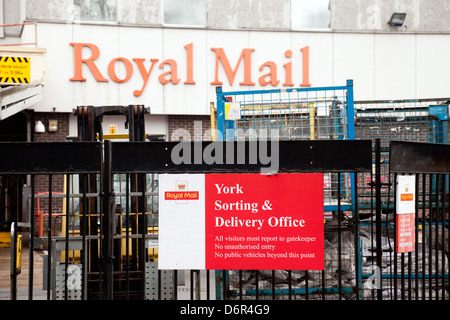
396;175;416;253
158;173;324;270
69;42;311;97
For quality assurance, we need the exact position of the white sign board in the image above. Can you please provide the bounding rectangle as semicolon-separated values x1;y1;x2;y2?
395;175;416;253
396;175;415;214
158;174;206;269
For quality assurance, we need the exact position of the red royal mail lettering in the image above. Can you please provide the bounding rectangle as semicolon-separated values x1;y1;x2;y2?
70;43;108;82
133;58;159;97
210;48;255;86
108;57;133;83
69;42;312;95
401;194;414;201
300;46;311;87
283;50;294;86
259;61;279;86
159;59;180;85
184;43;195;85
165;191;199;200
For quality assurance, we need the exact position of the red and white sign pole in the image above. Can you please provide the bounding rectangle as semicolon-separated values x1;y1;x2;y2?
158;173;324;270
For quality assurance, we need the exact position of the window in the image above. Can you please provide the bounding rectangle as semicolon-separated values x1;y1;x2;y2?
164;0;205;26
291;0;330;29
74;0;117;22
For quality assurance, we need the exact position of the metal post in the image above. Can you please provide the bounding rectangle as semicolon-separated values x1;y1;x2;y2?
195;270;201;300
346;80;358;219
353;172;361;300
421;174;426;300
125;173;130;300
28;175;35;300
216;87;225;141
375;138;383;300
346;79;356;140
102;140;114;300
47;175;52;300
127;105;149;299
206;270;210;300
75;106;100;289
64;174;70;300
10;222;16;300
337;172;342;300
393;173;398;300
11;176;19;300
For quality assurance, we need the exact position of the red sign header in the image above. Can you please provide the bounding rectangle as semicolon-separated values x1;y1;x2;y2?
204;173;324;270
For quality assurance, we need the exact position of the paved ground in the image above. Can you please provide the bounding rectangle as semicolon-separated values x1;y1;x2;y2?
0;247;214;300
0;247;47;300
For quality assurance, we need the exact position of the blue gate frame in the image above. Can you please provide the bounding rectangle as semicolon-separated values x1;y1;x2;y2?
216;80;355;142
215;80;356;214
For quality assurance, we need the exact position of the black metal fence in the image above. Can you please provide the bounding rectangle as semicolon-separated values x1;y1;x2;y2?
1;139;448;300
386;141;449;300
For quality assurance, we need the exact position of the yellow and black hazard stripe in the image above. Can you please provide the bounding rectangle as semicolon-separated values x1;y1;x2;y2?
0;77;29;84
0;57;29;63
0;56;31;84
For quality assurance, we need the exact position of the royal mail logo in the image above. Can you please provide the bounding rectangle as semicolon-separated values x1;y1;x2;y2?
165;191;199;200
165;180;199;201
400;193;414;201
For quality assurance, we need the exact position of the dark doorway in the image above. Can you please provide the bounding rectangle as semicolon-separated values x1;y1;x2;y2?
0;112;28;231
0;111;28;141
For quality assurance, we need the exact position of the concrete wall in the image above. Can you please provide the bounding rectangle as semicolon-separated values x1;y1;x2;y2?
119;0;162;25
3;0;25;36
25;0;163;25
23;0;450;33
25;0;291;30
331;0;450;32
207;0;290;30
25;0;73;22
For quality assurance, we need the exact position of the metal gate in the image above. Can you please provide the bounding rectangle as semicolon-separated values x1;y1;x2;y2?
354;97;449;300
2;142;101;300
3;140;449;301
2;109;448;301
386;141;449;300
111;139;372;300
212;83;449;301
3;138;374;300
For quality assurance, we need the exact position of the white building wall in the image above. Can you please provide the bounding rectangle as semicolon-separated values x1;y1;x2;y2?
24;22;450;116
0;0;448;137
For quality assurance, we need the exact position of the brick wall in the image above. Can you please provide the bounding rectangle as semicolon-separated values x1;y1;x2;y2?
168;115;212;141
33;112;70;236
33;112;69;142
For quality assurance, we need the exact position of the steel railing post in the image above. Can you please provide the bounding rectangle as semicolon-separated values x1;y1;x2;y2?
102;140;115;300
375;138;383;300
